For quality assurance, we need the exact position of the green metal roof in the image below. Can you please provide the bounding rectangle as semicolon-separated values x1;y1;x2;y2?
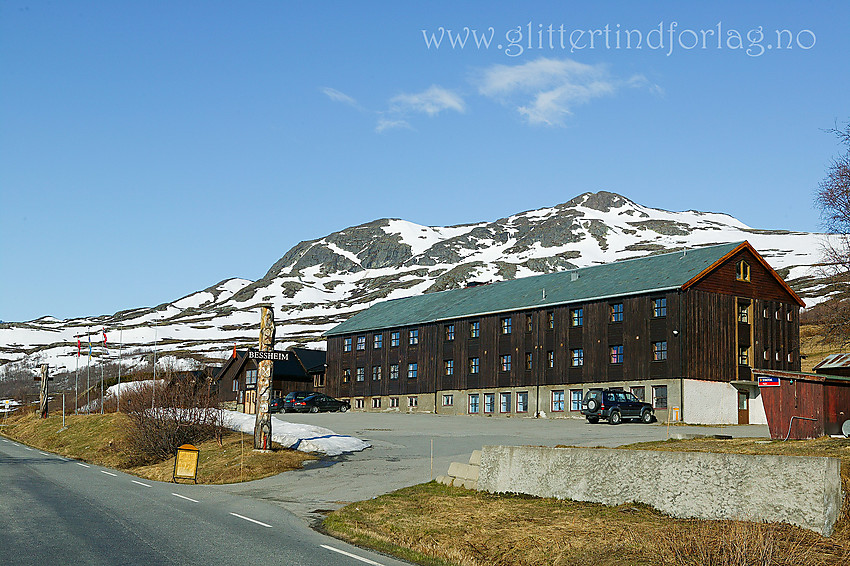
324;242;742;337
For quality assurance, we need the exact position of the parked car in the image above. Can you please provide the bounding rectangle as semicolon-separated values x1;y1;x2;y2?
581;389;655;425
268;397;284;413
283;391;350;413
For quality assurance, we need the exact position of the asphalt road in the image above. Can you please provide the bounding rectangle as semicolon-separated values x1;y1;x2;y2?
0;435;410;566
219;411;770;521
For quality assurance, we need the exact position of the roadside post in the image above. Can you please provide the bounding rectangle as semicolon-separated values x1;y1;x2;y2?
173;444;199;483
253;305;275;451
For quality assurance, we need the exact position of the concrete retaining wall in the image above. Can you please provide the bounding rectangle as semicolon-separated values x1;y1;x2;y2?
478;445;842;536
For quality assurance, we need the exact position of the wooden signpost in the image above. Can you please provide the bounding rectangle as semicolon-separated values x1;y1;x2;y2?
254;306;274;451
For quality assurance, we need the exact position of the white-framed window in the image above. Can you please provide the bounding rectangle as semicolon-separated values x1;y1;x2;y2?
232;378;238;392
787;311;793;322
445;359;454;376
551;390;565;412
408;363;418;379
442;394;453;407
246;369;258;389
610;345;624;364
652;341;667;361
445;324;455;341
500;392;511;413
391;332;400;347
314;374;325;387
525;352;533;370
356;367;365;381
501;317;512;334
468;394;479;414
372;365;382;380
373;334;382;349
343;337;352;352
653;297;667;318
775;310;781;321
547;351;554;368
516;391;528;413
610;303;624;323
652;385;668;409
526;314;533;332
390;397;399;408
389;364;399;380
408;396;418;408
775;350;781;362
736;260;750;281
343;368;351;383
356;336;366;351
739;347;749;366
764;350;769;361
569;389;582;411
484;393;495;413
571;349;583;367
570;308;583;327
372;397;381;408
631;386;645;402
547;311;555;330
787;352;794;363
409;329;419;345
355;398;364;409
469;321;480;338
500;354;511;372
469;357;480;374
738;301;750;323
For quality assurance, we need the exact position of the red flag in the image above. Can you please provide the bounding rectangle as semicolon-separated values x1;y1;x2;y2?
103;329;107;345
77;338;81;357
232;344;237;359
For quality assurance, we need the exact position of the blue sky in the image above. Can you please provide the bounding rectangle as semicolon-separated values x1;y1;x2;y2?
1;1;848;322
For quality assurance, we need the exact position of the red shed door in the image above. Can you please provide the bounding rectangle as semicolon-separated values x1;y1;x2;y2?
738;390;749;425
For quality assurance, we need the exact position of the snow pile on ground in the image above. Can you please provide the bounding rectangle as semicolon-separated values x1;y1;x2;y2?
104;379;163;399
221;409;370;456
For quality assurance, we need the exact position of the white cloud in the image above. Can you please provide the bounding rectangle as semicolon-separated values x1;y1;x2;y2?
375;118;413;133
321;87;361;109
475;58;648;126
389;85;465;116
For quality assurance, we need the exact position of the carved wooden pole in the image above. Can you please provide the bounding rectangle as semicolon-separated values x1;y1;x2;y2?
254;306;274;450
39;364;49;419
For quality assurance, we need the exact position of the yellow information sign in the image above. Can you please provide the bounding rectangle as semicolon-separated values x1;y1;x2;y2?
173;443;199;483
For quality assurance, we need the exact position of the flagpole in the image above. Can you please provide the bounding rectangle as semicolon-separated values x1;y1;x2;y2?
74;336;79;415
118;328;122;413
100;328;106;414
86;326;91;414
152;316;158;411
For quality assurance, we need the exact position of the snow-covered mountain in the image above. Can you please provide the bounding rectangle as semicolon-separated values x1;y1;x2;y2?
0;191;832;379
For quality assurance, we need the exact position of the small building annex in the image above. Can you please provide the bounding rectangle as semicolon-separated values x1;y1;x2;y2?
322;241;804;424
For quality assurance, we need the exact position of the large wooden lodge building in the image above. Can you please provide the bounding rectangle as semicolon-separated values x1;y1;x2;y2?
322;242;805;424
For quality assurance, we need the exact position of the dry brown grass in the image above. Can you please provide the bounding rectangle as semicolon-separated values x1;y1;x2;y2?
0;410;313;484
801;324;846;372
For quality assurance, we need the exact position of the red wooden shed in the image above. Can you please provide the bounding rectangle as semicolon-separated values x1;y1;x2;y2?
753;369;850;439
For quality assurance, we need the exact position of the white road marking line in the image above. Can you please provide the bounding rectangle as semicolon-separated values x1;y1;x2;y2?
40;452;51;456
23;446;33;451
100;470;117;477
229;512;272;528
56;456;68;461
172;493;199;503
132;480;152;488
1;439;9;442
76;463;90;468
320;544;385;565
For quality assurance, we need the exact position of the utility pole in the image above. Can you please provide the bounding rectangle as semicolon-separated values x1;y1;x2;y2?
254;306;274;450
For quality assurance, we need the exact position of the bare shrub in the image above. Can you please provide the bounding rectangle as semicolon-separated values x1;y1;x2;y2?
120;374;223;466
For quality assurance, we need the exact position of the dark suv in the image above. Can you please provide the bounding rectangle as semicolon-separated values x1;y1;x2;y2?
581;389;655;425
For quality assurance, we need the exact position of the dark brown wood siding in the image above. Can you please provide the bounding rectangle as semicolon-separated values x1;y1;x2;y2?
690;248;799;304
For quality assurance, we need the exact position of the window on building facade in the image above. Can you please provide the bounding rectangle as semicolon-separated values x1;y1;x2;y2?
315;374;325;387
738;302;750;323
610;345;624;364
374;334;382;349
469;321;480;338
764;308;769;319
501;317;512;334
527;314;533;332
551;390;565;412
547;311;555;330
442;394;453;406
547;350;554;368
409;329;419;345
652;341;668;361
571;349;584;367
343;338;352;352
408;363;418;379
232;379;238;392
500;354;511;372
355;398;364;409
356;367;365;381
517;392;528;412
389;364;399;380
571;308;583;327
468;394;479;414
484;393;495;413
390;397;399;408
391;331;400;347
500;392;511;413
343;368;351;383
356;336;366;351
372;365;382;380
469;357;480;374
246;369;258;389
569;389;582;411
787;352;794;363
631;386;646;402
775;310;781;320
445;324;455;341
408;396;418;407
445;359;454;376
787;311;793;322
736;260;750;281
610;303;624;323
653;297;667;317
372;397;381;409
652;385;668;409
738;347;749;366
525;352;533;370
775;350;781;362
